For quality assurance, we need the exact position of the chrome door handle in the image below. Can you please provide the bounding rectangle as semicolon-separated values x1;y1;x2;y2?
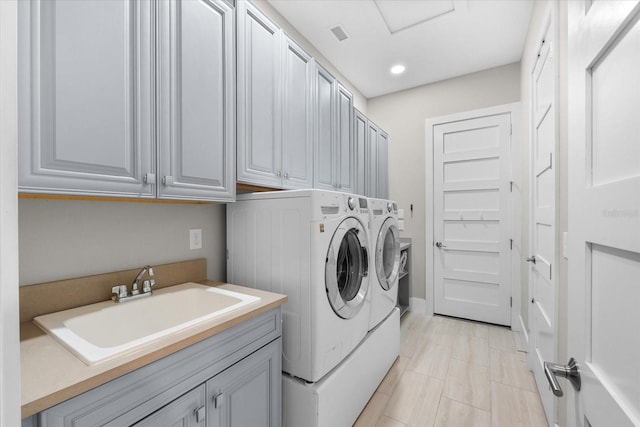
526;256;536;264
544;357;581;397
435;241;447;248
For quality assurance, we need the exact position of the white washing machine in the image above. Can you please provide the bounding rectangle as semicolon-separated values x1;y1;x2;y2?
367;198;401;331
226;189;371;383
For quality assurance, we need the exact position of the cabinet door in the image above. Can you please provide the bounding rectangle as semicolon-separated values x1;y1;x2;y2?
354;109;367;196
377;131;389;199
157;0;235;201
207;339;281;427
281;36;313;189
18;0;154;198
366;121;379;198
133;385;206;427
237;1;282;188
313;64;336;191
336;84;354;192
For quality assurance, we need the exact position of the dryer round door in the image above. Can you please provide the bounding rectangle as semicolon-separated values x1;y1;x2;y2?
375;218;400;290
325;217;369;319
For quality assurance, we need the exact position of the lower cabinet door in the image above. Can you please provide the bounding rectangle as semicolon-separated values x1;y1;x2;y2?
133;384;206;427
206;339;281;427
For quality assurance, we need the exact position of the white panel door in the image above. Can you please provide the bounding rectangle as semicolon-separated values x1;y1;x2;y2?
528;8;558;426
433;114;511;325
567;2;640;426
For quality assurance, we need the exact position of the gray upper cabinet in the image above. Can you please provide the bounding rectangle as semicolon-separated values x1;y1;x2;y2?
157;0;235;201
236;1;282;188
237;1;314;190
354;109;368;196
313;63;336;191
314;68;355;192
377;130;389;199
18;0;235;202
280;35;314;189
366;121;379;198
336;83;355;193
18;0;155;198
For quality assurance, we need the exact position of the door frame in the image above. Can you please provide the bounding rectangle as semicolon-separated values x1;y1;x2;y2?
425;102;521;329
0;0;22;425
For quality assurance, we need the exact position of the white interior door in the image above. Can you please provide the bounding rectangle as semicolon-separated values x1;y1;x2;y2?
433;114;511;326
528;7;558;426
567;2;640;426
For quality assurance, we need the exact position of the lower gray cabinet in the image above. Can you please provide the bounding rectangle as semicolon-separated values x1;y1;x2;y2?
25;308;282;427
207;340;281;427
133;385;206;426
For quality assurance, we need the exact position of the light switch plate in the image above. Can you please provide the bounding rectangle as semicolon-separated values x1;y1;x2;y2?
189;228;202;250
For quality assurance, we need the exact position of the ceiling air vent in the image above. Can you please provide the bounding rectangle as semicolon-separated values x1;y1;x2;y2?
329;25;349;42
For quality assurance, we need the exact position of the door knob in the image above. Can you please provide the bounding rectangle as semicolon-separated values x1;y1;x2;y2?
435;241;447;248
544;357;581;397
526;256;536;264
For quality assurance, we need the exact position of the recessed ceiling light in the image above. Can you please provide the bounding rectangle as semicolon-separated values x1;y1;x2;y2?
390;65;406;75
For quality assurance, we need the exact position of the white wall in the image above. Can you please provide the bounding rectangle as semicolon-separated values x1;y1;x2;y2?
19;200;227;285
367;63;521;301
0;0;22;424
251;0;368;114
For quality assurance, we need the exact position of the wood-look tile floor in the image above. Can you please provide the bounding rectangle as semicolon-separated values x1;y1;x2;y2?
354;312;548;427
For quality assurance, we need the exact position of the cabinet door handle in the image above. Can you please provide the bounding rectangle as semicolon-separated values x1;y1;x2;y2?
162;176;173;186
144;173;155;184
284;172;289;179
195;406;206;423
213;392;224;408
276;171;281;177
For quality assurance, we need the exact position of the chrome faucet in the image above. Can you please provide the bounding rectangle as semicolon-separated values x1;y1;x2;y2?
111;265;155;303
132;265;155;295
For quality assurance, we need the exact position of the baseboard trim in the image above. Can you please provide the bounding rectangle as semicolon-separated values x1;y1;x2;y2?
409;297;426;314
519;314;529;345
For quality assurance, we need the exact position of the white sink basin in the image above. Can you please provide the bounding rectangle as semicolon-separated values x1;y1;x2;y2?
34;283;260;365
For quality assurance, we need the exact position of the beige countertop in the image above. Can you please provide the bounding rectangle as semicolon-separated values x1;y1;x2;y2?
20;281;287;419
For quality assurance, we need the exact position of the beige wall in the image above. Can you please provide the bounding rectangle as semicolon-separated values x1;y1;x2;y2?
367;63;520;301
19;200;227;285
251;0;368;113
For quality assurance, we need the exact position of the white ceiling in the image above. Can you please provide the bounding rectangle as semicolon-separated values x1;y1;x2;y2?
267;0;534;98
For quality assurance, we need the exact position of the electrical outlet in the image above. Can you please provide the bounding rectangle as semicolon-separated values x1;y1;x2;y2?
189;228;202;250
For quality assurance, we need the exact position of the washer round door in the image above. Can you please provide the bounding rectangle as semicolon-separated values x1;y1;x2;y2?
375;218;400;290
325;217;369;319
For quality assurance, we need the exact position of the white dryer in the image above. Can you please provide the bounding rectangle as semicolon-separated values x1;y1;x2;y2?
367;198;401;331
226;189;371;383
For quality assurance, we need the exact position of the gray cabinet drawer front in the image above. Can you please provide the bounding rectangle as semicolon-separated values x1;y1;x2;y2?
39;308;281;427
